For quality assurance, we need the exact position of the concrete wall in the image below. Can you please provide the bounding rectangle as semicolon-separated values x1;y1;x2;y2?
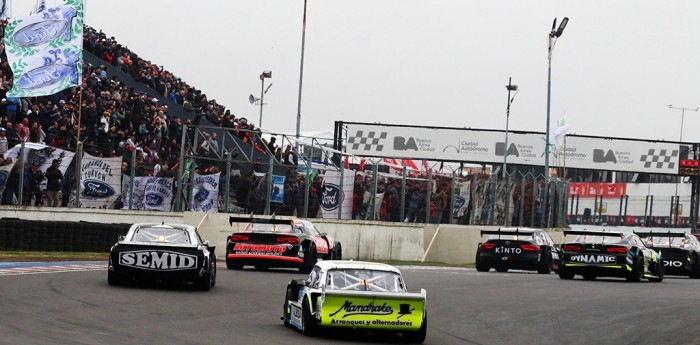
1;207;689;264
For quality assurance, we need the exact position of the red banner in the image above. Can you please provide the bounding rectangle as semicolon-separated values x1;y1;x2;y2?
568;183;626;198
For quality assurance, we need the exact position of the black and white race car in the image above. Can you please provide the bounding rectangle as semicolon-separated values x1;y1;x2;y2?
635;231;700;278
475;228;560;274
558;230;663;282
108;223;217;291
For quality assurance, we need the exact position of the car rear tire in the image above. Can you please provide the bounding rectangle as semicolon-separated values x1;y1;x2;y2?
300;243;317;274
403;313;427;343
195;262;214;291
332;243;343;260
649;259;664;283
226;259;243;270
302;296;317;336
627;256;644;282
537;250;552;274
558;265;575;280
107;270;123;286
475;258;490;272
690;254;700;279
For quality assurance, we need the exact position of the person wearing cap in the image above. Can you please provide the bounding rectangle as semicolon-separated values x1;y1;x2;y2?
0;127;7;156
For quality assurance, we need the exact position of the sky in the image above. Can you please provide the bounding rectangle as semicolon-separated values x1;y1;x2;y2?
12;1;700;143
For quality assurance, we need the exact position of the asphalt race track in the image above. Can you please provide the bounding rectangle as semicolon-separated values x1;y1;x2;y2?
1;263;699;345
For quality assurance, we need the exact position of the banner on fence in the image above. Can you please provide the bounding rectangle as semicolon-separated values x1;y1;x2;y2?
143;177;174;211
121;175;147;210
453;180;471;218
191;172;220;213
321;170;354;219
0;161;15;195
270;175;284;204
78;154;121;209
4;142;75;189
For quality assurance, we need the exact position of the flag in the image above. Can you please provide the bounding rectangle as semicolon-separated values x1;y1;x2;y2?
0;0;11;20
143;177;174;211
554;114;570;147
31;0;46;14
3;0;84;97
320;170;354;219
78;154;122;208
270;175;284;203
191;172;220;213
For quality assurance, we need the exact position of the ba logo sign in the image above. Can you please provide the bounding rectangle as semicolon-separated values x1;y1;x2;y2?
321;184;343;211
394;136;418;151
495;142;519;157
593;149;617;163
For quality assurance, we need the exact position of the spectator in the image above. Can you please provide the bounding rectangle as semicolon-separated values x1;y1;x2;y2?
44;159;63;207
0;127;7;156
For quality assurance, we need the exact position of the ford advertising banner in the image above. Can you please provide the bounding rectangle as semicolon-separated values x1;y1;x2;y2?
143;177;174;211
3;0;83;97
345;123;681;175
191;172;220;213
78;154;121;209
321;170;354;219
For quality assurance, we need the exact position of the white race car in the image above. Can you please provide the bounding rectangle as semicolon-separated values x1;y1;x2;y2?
282;260;427;343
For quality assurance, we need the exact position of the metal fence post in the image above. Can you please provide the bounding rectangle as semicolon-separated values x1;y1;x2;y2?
470;174;478;225
530;178;537;227
175;124;187;211
400;166;407;222
128;146;136;210
425;169;432;223
368;163;378;221
224;151;232;213
265;155;273;215
449;171;456;224
18;140;25;206
75;142;82;207
303;159;310;218
338;163;345;220
504;174;512;226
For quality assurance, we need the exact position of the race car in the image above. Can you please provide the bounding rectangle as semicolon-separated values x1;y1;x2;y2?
108;223;217;291
558;230;663;282
226;217;342;273
475;228;560;274
282;261;427;343
635;231;700;278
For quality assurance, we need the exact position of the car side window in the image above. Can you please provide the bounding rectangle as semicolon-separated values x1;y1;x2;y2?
304;221;320;236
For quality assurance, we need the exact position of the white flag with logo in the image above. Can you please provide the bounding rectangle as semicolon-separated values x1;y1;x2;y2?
143;177;174;211
321;170;354;219
191;172;220;213
121;175;147;210
79;154;121;209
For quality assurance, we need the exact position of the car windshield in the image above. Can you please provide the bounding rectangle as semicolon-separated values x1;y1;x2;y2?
646;236;687;248
574;234;623;244
132;227;191;244
327;269;406;293
243;223;293;233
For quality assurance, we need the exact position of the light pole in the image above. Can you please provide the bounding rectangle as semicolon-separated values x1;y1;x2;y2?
668;104;698;227
544;17;569;180
295;0;308;151
249;71;272;129
668;105;699;143
503;78;519;178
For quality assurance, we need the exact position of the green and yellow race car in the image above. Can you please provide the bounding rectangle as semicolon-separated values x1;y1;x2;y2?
282;260;427;343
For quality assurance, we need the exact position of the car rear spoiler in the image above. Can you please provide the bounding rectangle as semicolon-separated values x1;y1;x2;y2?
229;216;293;226
563;230;623;238
480;229;534;237
634;231;686;238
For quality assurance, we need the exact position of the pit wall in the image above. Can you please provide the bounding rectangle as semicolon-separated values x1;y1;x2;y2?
0;207;685;264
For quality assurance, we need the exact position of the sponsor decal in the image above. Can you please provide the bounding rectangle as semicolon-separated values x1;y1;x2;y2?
664;260;683;268
119;250;197;270
569;254;616;263
330;301;393;318
291;304;302;327
233;243;290;254
495;247;521;254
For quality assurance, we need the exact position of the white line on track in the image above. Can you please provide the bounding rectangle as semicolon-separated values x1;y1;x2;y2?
0;264;106;276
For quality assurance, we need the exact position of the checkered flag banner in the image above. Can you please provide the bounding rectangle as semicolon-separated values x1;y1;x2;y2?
347;131;388;151
640;149;678;169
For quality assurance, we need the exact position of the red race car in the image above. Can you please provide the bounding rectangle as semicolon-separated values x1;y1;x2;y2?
226;217;342;273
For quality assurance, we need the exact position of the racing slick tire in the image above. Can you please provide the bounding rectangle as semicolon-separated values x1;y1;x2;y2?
581;272;597;281
537;250;552;274
195;261;215;291
332;243;343;260
626;256;644;282
403;313;427;344
475;253;490;272
558;265;575;280
649;260;664;283
300;242;317;274
301;296;318;336
690;254;700;279
107;270;125;286
495;266;508;273
226;258;243;270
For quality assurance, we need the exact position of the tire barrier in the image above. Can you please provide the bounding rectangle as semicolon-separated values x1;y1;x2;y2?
0;218;130;252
